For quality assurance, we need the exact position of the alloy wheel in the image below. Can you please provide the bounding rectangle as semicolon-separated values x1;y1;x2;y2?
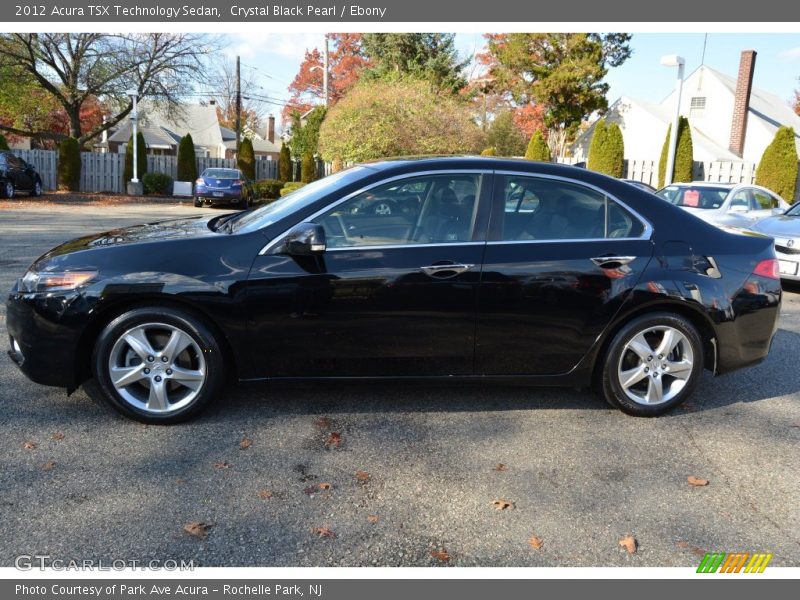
107;322;206;414
616;325;694;405
5;182;13;198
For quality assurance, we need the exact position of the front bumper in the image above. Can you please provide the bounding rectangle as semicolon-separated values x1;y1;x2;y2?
6;289;85;389
775;247;800;281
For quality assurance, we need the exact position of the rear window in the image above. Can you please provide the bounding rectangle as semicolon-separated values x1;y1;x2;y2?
656;186;728;209
202;169;242;179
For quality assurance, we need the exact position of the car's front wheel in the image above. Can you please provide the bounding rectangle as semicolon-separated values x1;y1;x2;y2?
31;180;42;196
3;180;14;199
91;306;224;424
600;312;703;417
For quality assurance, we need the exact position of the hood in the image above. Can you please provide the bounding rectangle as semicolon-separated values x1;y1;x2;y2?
750;215;800;238
35;214;226;263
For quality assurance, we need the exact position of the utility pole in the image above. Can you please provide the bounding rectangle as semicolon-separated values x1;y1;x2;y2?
322;35;329;107
235;55;241;154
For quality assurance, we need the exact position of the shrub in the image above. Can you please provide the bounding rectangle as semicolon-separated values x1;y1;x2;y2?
587;119;608;172
123;132;147;186
176;134;198;182
480;147;496;156
0;134;9;151
279;145;292;182
524;130;551;162
604;123;625;178
280;181;307;196
487;110;527;157
252;178;285;199
318;77;484;162
57;136;81;191
331;157;344;173
301;150;316;183
142;172;173;195
756;126;799;202
237;137;255;180
658;116;693;187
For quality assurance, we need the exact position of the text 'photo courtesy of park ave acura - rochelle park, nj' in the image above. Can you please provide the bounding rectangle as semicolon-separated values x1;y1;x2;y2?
0;23;799;583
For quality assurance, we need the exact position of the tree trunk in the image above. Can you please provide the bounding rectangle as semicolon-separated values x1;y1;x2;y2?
67;104;82;141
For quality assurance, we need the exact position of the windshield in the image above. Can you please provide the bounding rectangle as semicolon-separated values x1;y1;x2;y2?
656;185;729;210
784;203;800;216
232;166;371;233
202;169;242;179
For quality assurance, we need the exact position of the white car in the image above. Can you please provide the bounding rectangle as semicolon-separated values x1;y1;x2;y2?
655;182;789;228
749;202;800;281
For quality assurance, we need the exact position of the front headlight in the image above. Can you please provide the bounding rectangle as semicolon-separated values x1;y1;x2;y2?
19;270;97;293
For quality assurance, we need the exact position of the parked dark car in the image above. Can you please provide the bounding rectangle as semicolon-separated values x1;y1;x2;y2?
194;168;252;208
7;157;781;424
0;151;43;198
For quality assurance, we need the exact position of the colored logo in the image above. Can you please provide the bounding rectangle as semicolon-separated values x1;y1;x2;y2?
697;552;772;573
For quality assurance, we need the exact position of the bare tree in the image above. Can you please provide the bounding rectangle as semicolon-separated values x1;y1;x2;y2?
0;33;219;146
205;57;266;134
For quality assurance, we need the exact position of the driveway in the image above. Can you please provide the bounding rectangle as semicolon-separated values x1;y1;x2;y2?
0;201;798;567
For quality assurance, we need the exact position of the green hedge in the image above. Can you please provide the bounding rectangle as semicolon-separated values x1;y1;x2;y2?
252;178;285;199
480;147;496;156
57;137;81;191
658;116;693;187
0;134;9;151
280;181;307;196
142;172;173;195
279;145;292;182
756;126;799;202
177;134;198;182
300;150;316;183
237;138;255;181
524;131;551;162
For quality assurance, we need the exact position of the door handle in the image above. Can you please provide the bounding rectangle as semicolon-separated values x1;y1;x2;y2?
420;263;474;277
590;255;636;268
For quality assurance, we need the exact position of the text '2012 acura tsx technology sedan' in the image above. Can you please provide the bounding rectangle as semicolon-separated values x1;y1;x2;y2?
7;157;781;423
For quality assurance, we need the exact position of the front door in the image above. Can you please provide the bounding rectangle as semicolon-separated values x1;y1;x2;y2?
476;173;654;375
245;171;491;378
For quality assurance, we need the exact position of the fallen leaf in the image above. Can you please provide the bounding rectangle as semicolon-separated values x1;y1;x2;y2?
239;438;252;450
315;417;332;429
355;470;370;483
22;441;37;450
676;541;706;557
213;461;231;469
619;535;638;554
51;432;65;441
258;490;273;499
312;526;336;539
687;476;709;487
318;482;332;491
430;549;451;562
41;461;56;471
183;522;212;539
528;535;544;549
790;422;800;428
492;499;514;511
325;432;342;448
493;463;508;472
367;515;379;523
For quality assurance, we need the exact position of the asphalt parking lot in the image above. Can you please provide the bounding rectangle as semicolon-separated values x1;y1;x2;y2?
0;200;798;568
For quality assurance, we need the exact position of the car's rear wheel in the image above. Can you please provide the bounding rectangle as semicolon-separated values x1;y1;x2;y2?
31;180;42;196
194;197;202;207
4;181;14;199
91;307;224;424
600;312;703;416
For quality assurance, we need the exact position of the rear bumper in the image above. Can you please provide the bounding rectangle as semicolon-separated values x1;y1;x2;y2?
6;289;84;389
195;190;244;204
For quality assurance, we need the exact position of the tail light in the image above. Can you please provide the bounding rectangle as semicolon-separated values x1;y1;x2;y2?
752;258;779;279
233;179;244;186
195;178;205;185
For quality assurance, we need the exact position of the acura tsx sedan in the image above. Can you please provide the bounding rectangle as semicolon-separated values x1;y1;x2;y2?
7;157;781;423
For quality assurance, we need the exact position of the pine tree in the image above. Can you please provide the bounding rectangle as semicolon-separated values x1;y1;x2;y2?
604;122;625;178
587;119;608;173
300;150;316;183
176;134;198;182
278;144;292;182
756;126;799;202
658;116;693;187
524;130;551;161
237;137;255;180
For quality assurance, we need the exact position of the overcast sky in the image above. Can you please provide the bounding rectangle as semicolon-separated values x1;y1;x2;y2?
222;32;800;125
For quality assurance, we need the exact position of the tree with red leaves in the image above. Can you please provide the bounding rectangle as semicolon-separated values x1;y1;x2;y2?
282;34;371;123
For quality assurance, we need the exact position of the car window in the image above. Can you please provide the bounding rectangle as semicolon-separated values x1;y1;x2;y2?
314;174;482;248
729;190;750;210
202;169;241;179
752;189;779;210
497;175;644;241
657;186;728;209
6;154;23;169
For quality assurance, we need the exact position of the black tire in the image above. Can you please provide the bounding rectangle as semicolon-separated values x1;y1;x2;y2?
3;180;14;199
31;179;42;197
90;306;225;424
194;197;202;207
600;312;704;417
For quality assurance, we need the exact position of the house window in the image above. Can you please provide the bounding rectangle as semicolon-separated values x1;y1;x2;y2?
689;96;706;117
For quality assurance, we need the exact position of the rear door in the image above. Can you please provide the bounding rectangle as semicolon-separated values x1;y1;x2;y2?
475;172;654;375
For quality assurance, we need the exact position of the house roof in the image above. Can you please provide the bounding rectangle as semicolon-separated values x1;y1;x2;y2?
108;102;224;150
222;137;282;154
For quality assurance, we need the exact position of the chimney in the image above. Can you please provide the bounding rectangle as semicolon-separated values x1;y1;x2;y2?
268;115;275;144
729;50;756;158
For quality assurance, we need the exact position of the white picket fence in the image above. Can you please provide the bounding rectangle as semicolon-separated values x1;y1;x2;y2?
11;149;282;193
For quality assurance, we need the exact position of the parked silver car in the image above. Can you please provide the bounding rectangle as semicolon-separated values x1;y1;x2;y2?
656;182;789;228
749;202;800;281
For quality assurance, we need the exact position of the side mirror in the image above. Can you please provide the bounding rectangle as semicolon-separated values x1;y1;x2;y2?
772;207;786;216
279;222;326;256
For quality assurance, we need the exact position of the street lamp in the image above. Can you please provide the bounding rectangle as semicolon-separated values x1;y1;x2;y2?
660;54;685;186
125;89;142;195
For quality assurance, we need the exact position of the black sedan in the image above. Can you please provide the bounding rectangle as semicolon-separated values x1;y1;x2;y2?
1;151;43;198
194;167;253;208
7;157;781;423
